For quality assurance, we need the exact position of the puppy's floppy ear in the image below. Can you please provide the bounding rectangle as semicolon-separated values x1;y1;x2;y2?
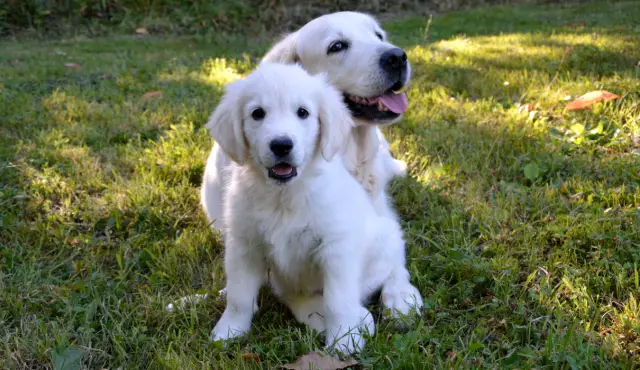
205;80;247;165
262;32;299;64
316;75;354;162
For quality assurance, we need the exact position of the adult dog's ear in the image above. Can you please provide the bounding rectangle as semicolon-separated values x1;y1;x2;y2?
316;76;354;162
205;81;247;165
262;32;299;64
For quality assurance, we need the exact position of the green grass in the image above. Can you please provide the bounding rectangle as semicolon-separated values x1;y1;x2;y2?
1;1;639;368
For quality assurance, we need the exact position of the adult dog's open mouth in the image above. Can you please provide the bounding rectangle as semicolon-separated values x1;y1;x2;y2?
343;88;408;123
268;163;297;183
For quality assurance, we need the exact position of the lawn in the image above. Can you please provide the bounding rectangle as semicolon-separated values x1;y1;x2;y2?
1;1;639;368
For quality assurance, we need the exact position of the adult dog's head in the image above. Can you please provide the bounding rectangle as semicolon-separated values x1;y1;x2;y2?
206;63;353;185
262;11;410;125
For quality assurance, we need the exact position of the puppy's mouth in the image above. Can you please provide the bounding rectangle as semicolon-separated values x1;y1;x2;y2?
268;163;297;183
343;88;408;124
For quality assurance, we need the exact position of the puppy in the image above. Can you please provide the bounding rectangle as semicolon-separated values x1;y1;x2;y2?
206;63;420;355
202;11;410;234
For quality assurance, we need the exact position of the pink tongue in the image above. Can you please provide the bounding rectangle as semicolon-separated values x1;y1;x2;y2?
379;92;408;114
272;164;293;176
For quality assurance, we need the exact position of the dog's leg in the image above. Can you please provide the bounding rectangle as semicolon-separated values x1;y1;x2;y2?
381;267;423;318
322;245;374;356
201;144;232;232
367;217;423;318
376;127;407;178
209;241;265;342
286;294;326;333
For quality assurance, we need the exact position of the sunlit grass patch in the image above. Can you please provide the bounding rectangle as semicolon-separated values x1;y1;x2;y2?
1;1;640;368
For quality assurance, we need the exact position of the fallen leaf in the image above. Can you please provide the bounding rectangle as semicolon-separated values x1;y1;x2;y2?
64;63;81;70
570;123;585;136
565;22;586;28
517;103;537;114
565;90;620;111
242;353;260;365
282;352;357;370
445;349;457;361
136;28;149;35
523;162;540;181
141;91;162;100
52;346;84;370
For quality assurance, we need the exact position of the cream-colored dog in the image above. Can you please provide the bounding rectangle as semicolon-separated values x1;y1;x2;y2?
207;63;419;355
185;12;423;347
202;11;410;231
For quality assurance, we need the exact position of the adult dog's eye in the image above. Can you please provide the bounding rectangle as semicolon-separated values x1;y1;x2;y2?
375;32;383;40
297;107;309;119
327;40;348;54
251;107;266;120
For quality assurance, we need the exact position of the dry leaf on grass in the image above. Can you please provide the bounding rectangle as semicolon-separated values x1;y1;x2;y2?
64;63;81;70
565;90;620;111
564;22;586;28
242;353;260;365
517;103;537;114
141;91;163;100
282;352;357;370
136;28;149;35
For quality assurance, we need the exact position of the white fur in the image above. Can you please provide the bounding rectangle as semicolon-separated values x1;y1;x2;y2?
201;11;408;233
206;63;421;356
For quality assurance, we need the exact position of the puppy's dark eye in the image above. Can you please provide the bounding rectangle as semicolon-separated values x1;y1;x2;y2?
251;107;266;120
375;32;383;40
327;40;349;54
297;107;309;119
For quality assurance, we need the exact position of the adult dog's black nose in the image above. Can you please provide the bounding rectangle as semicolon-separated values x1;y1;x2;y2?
379;48;408;73
270;137;294;157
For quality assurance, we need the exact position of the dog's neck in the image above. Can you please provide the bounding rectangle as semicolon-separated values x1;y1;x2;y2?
342;125;381;196
351;125;380;164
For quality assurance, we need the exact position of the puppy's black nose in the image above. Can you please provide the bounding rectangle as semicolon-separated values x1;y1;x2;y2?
270;137;294;157
379;48;408;73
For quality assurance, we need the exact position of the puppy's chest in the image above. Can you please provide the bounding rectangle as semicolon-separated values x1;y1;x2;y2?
267;225;321;275
252;207;322;274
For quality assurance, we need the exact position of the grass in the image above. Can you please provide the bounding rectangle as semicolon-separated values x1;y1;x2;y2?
1;1;639;368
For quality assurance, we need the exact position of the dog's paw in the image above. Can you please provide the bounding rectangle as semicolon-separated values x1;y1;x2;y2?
381;283;423;318
209;311;251;342
325;307;374;356
327;332;364;357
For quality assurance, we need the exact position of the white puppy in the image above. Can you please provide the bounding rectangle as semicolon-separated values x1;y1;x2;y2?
207;63;420;355
202;11;410;234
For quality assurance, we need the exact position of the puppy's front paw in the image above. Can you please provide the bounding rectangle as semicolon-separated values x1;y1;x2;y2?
325;307;374;356
209;311;252;342
328;332;364;357
382;283;423;318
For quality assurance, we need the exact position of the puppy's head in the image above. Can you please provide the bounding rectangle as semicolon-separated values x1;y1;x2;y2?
262;11;410;126
206;63;353;185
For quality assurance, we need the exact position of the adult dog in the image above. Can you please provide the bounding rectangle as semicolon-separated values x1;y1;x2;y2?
202;11;410;229
207;63;418;355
